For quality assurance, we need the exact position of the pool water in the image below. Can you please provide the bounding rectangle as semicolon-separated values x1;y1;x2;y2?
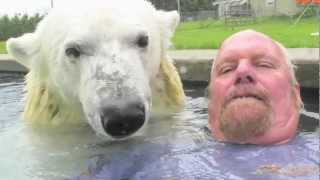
0;73;319;180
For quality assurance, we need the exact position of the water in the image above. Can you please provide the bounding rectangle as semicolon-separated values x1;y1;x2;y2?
0;73;318;180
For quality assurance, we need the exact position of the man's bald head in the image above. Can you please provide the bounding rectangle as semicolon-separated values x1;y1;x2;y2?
213;29;299;87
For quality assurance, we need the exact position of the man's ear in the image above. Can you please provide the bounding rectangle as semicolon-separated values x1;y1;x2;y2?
6;33;40;69
156;10;180;48
293;84;303;110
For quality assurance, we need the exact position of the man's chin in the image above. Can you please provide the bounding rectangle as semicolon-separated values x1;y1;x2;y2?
219;97;271;142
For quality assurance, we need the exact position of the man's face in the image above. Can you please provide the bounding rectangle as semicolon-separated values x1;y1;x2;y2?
209;31;301;144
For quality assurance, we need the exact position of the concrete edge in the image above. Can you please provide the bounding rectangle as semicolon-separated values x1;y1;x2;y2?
0;48;319;88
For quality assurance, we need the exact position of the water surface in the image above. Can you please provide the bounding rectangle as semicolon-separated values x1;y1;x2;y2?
0;73;318;180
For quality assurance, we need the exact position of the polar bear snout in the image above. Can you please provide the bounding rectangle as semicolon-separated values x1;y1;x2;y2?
100;98;146;138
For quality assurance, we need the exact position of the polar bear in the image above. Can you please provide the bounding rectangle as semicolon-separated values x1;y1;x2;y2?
6;0;185;139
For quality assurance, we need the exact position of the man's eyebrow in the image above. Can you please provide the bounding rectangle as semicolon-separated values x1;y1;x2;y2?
216;53;238;63
252;54;278;62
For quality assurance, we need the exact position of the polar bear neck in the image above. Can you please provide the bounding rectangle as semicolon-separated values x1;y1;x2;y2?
23;71;86;126
151;55;185;112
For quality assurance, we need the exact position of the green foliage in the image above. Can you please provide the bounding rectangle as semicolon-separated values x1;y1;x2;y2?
180;0;215;11
0;16;317;53
0;14;44;41
148;0;216;11
173;16;318;49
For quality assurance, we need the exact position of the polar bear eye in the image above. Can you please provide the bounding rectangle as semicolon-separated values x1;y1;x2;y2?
65;47;81;58
136;34;148;48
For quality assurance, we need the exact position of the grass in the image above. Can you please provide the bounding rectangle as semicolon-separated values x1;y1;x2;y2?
0;41;5;54
173;16;319;49
0;17;318;53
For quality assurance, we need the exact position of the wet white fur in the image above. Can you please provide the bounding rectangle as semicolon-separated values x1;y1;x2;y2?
7;0;185;139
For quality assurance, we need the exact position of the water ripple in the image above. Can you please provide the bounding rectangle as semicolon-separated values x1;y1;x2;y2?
0;73;318;180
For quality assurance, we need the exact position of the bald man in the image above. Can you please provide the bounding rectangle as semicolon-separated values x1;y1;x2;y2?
208;30;303;144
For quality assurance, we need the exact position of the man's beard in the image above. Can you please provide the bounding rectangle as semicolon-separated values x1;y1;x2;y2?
219;87;272;143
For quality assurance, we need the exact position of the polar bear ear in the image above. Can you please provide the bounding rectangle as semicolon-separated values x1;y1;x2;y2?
156;10;180;48
6;33;40;69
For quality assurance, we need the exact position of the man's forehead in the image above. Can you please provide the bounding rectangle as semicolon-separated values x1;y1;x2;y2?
216;30;285;61
221;30;276;50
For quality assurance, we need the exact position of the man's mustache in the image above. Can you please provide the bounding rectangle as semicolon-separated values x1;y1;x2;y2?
223;85;270;107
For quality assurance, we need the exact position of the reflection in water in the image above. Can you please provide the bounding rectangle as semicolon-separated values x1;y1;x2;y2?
0;73;319;180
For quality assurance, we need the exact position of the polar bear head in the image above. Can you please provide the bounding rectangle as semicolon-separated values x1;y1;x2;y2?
7;0;181;139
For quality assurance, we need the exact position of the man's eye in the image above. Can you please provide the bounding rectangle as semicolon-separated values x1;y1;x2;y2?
257;62;274;68
65;47;81;58
220;67;233;74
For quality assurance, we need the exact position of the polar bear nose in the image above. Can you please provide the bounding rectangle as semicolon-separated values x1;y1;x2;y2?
100;99;145;138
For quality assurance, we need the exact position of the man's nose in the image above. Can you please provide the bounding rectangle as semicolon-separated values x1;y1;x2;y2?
235;60;255;84
100;98;145;138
